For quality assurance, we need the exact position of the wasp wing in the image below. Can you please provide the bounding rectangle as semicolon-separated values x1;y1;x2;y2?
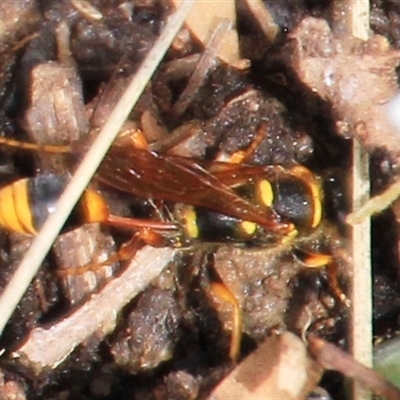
98;145;288;233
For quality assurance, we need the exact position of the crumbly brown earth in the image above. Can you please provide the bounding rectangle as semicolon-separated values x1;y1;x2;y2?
0;1;398;399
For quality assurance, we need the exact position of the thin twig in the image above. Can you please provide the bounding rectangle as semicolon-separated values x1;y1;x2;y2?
309;336;400;400
346;178;400;224
243;0;279;43
172;18;232;119
342;1;373;399
14;247;176;373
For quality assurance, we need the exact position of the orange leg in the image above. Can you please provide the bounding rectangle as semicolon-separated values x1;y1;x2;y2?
209;281;242;360
57;228;169;277
0;136;71;153
0;126;150;154
293;248;332;267
216;122;268;164
118;126;150;150
326;262;351;307
293;248;350;307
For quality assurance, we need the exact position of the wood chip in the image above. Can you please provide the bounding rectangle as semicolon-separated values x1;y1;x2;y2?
13;247;176;374
171;0;241;67
208;332;322;400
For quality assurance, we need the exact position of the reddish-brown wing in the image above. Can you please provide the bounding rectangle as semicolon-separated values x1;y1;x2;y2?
97;144;289;233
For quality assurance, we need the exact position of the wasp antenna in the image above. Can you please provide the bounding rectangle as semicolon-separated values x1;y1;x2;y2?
0;137;71;153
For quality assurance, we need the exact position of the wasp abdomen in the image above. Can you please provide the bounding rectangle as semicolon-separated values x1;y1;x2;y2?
0;174;109;235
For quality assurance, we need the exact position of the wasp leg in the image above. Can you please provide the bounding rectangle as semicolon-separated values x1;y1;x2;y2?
0;137;71;153
208;280;242;361
293;248;350;307
57;228;169;277
117;126;150;150
293;248;332;267
0;125;148;154
118;228;169;260
326;262;351;307
216;121;267;164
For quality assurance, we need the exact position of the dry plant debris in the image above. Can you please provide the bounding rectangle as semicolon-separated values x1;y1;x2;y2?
13;247;176;374
171;0;241;67
288;17;400;163
309;335;400;400
208;332;322;400
0;1;399;399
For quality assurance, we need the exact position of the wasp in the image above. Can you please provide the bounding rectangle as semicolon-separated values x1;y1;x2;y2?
0;130;347;360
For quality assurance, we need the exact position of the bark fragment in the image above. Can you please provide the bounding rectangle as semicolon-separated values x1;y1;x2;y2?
288;17;400;163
